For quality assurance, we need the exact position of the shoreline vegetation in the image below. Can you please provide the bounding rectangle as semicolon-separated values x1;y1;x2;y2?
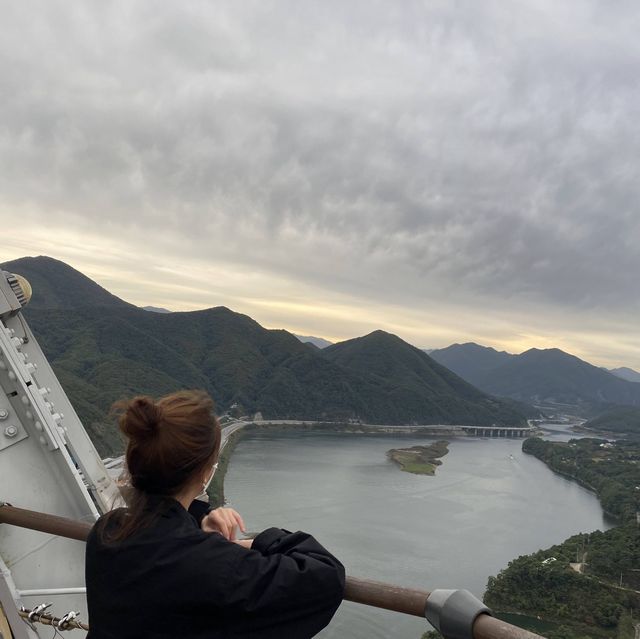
482;437;640;639
387;440;449;475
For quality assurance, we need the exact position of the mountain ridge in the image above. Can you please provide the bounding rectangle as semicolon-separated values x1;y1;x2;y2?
324;331;538;424
429;342;515;385
609;367;640;383
431;342;640;413
294;334;333;349
7;256;532;455
2;256;133;310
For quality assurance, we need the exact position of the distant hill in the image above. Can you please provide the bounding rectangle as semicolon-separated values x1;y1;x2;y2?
430;342;514;387
294;334;333;348
609;367;640;383
9;256;532;455
582;406;640;435
1;256;132;310
323;331;535;425
143;305;172;314
482;348;640;408
25;304;376;453
27;307;531;455
431;342;640;413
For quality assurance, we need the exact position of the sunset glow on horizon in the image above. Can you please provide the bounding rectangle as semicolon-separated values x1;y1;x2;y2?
2;2;639;370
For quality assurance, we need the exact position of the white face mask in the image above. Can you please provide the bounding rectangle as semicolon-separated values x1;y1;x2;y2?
203;462;219;490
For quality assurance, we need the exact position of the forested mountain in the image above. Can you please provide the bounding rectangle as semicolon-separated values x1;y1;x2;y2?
583;406;640;435
3;256;531;455
429;342;514;386
323;331;537;424
481;348;640;407
2;256;132;310
23;305;366;452
431;342;640;413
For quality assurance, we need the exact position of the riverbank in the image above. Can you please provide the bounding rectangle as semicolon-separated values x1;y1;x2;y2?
208;428;246;507
243;420;538;438
245;421;464;437
484;528;640;639
483;437;640;639
522;437;635;522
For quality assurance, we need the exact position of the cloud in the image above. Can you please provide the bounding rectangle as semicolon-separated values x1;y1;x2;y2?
1;0;639;366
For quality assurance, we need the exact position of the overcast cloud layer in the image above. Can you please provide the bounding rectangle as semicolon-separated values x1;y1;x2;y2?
1;1;640;367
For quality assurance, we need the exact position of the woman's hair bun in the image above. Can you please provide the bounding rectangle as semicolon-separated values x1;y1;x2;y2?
117;396;163;440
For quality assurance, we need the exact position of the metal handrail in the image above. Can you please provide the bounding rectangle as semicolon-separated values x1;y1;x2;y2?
0;503;544;638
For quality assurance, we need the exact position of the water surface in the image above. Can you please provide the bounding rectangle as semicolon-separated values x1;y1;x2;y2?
225;428;609;639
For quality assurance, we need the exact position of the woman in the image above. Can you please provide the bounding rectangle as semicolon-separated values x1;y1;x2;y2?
85;390;345;638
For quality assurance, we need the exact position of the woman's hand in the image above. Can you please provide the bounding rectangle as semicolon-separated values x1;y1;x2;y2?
201;507;246;540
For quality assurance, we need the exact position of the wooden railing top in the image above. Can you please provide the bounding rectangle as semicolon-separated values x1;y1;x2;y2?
0;503;544;639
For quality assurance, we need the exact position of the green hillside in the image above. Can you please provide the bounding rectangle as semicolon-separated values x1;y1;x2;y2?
484;438;640;639
24;305;366;453
4;256;532;456
583;407;640;435
2;256;133;309
27;307;530;455
485;527;640;639
485;349;640;409
523;437;640;521
431;342;640;414
323;331;533;425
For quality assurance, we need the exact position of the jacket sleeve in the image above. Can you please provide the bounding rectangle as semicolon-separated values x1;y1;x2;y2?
187;499;212;527
220;527;345;638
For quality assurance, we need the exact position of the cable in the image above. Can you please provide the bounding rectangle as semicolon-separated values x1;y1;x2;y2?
16;313;29;343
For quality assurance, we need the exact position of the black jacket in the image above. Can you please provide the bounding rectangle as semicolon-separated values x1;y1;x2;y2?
85;498;345;639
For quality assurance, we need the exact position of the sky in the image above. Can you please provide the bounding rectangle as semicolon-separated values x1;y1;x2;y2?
1;1;640;369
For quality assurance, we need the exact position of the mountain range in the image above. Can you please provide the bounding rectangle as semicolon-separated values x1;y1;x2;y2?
609;367;640;383
143;305;172;314
294;335;333;349
430;342;640;414
2;256;531;455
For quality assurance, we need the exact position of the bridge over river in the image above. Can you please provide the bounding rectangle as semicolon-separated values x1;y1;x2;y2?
459;426;534;437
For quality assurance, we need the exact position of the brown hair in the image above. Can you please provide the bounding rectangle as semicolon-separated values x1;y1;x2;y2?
99;389;221;542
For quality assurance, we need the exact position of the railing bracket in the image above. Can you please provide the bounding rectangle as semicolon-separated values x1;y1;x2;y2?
425;589;493;639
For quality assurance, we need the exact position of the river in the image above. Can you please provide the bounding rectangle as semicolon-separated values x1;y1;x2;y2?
224;425;612;639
